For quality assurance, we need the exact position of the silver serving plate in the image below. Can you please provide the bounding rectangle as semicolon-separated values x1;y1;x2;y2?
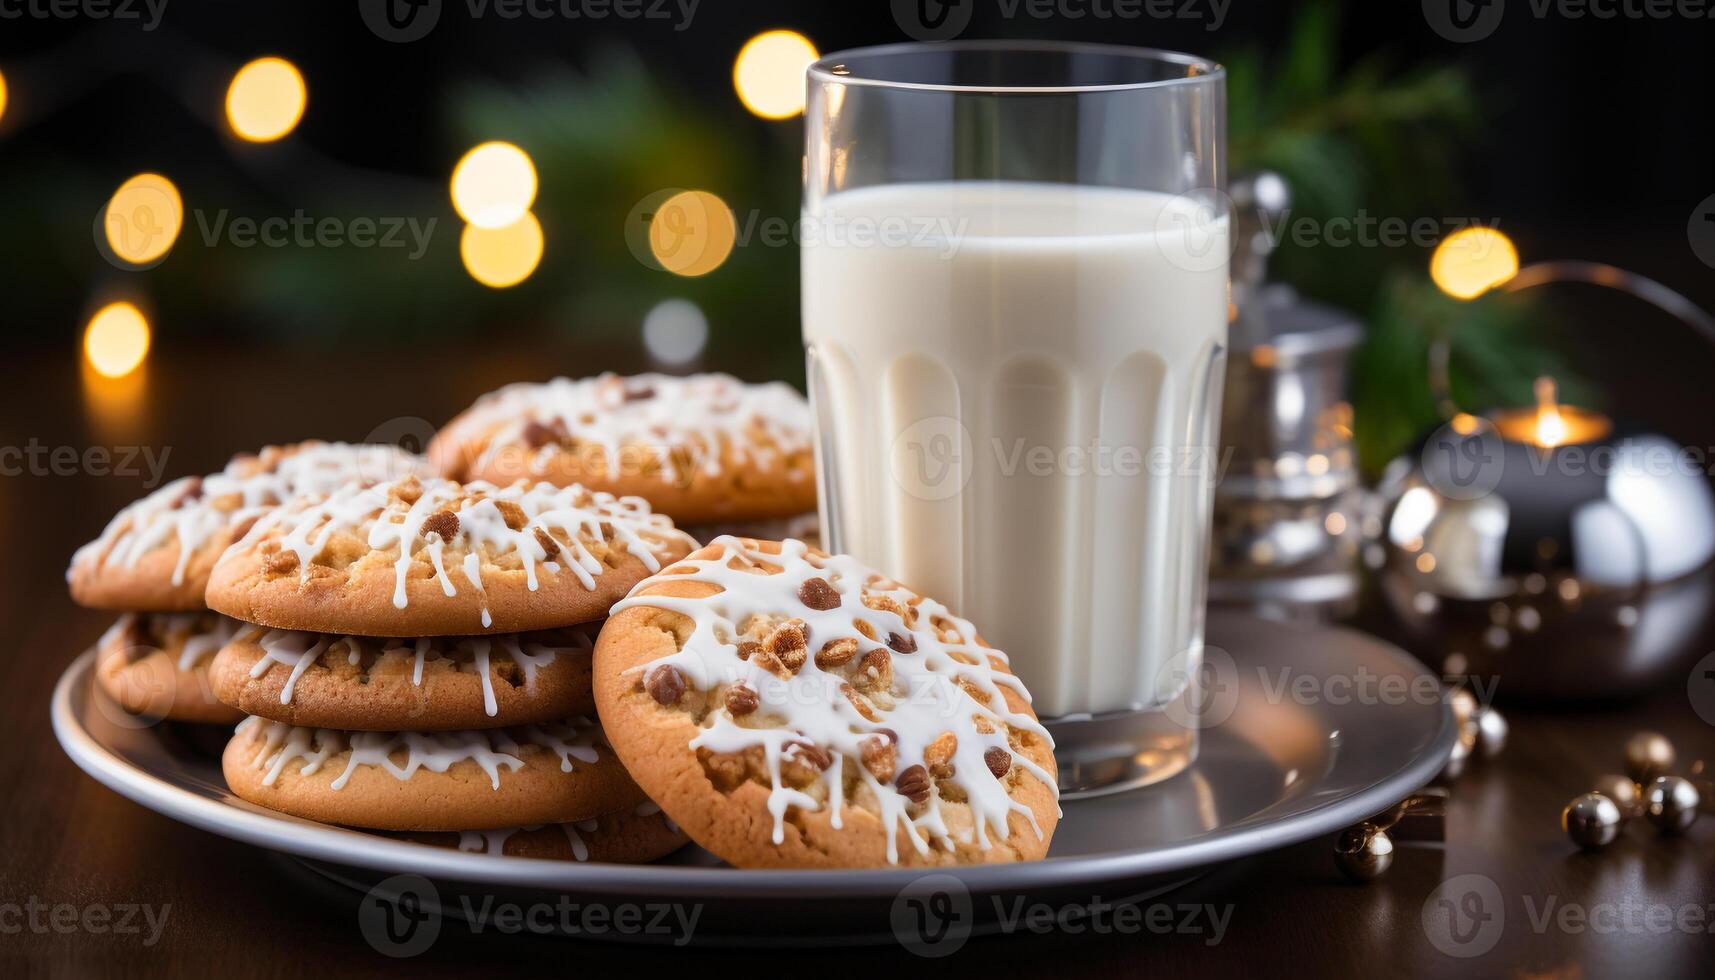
52;615;1454;946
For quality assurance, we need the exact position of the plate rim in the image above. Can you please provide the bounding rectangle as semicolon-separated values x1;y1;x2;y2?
52;625;1456;899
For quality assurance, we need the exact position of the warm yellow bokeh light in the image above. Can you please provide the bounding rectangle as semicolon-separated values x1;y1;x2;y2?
226;57;307;142
733;30;817;119
451;142;538;229
0;70;9;124
648;189;736;277
84;302;152;378
1431;227;1520;300
105;173;184;266
460;212;543;288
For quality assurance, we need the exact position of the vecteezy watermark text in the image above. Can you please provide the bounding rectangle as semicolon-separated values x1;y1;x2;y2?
0;442;172;488
0;0;167;29
358;0;698;43
0;898;170;946
891;0;1231;41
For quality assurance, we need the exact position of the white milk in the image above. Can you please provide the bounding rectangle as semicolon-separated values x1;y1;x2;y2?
802;181;1229;718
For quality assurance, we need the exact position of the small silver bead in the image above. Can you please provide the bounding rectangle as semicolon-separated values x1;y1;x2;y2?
1644;776;1702;835
1563;792;1623;850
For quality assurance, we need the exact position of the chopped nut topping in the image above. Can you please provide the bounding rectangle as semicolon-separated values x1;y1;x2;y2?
896;764;931;804
886;632;917;654
394;477;423;505
265;551;300;575
724;683;759;716
797;577;841;611
421;510;460;542
493;499;528;531
925;732;958;778
645;664;687;706
984;746;1013;779
859;648;893;689
814;637;860;669
842;683;879;721
533;527;560;556
521;418;565;448
789;740;832;771
861;736;897;782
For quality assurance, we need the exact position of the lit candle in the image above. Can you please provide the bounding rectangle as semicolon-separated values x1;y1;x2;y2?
1489;376;1612;448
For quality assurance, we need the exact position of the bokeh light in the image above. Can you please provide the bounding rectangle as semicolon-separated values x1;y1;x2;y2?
104;173;184;267
648;189;736;277
642;298;709;364
451;141;538;229
1430;227;1519;300
460;211;543;287
84;302;152;378
0;69;9;124
225;57;307;142
733;30;817;119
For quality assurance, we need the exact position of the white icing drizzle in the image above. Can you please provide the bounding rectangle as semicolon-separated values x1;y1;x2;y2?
246;629;591;717
221;476;692;627
101;612;243;672
449;373;812;483
69;443;431;587
234;715;605;790
612;538;1058;864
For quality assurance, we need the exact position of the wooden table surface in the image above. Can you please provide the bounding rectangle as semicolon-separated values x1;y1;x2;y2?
3;348;1712;978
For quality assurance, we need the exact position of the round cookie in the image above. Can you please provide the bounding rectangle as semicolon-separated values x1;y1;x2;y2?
428;373;816;525
402;802;688;863
593;537;1060;869
222;715;646;831
69;442;431;611
210;625;597;730
95;612;245;724
206;475;696;636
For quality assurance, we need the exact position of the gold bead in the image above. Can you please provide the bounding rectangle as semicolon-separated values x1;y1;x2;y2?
1450;688;1478;727
1624;731;1675;784
1562;792;1622;850
1644;776;1702;835
1475;707;1508;758
1590;774;1644;820
1334;824;1394;881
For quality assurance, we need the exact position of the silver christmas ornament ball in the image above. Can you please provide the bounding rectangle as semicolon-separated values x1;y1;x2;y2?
1644;776;1702;835
1624;732;1675;784
1590;774;1644;820
1562;792;1623;850
1334;825;1394;881
1475;707;1508;758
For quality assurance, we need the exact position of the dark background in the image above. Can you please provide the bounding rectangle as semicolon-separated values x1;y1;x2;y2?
3;1;1712;330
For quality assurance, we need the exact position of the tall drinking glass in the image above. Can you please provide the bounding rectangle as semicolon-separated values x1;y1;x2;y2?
802;41;1228;796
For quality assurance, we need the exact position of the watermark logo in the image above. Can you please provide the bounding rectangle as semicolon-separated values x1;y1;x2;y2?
0;0;167;29
891;0;975;40
1420;417;1506;501
1689;649;1715;726
0;898;170;944
1158;644;1239;729
1689;194;1715;270
1422;873;1505;958
359;0;442;42
358;874;442;958
891;874;974;957
1155;189;1236;275
1423;0;1506;42
889;416;974;502
892;0;1229;38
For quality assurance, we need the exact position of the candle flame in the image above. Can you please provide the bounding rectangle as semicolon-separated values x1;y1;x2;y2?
1533;376;1569;448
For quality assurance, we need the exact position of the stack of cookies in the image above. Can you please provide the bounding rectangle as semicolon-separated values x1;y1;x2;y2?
203;474;697;863
67;442;428;725
429;372;818;543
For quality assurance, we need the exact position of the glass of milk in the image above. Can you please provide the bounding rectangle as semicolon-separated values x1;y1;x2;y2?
802;42;1229;796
